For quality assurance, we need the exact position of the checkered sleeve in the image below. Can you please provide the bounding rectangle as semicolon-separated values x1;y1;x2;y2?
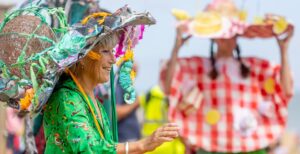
159;59;183;107
159;57;204;119
272;65;294;105
247;57;294;106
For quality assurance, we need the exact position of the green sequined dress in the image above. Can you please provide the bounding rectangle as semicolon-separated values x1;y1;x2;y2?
43;77;116;154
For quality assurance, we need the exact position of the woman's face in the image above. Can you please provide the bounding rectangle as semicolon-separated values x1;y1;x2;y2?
96;49;116;83
214;37;237;52
83;47;116;84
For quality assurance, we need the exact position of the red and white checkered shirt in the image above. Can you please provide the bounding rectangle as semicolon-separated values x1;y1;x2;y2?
160;56;293;153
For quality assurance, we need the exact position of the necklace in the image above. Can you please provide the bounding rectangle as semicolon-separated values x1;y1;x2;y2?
66;68;105;139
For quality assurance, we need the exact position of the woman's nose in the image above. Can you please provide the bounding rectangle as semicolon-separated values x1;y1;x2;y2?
109;52;116;64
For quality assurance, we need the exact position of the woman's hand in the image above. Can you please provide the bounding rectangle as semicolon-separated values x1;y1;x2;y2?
275;25;294;54
275;25;294;98
173;26;192;51
164;27;191;95
140;123;180;152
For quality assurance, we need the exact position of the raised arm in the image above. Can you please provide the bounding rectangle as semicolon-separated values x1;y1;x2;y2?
276;26;294;97
164;27;191;95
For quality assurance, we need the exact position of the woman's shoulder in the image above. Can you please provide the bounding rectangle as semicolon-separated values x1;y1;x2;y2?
243;56;278;68
49;87;82;102
44;87;88;121
178;56;210;65
46;79;85;110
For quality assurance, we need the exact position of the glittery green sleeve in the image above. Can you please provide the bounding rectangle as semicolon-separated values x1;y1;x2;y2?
43;87;116;154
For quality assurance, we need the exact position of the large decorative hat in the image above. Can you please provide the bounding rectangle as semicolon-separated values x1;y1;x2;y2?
21;0;101;25
172;0;293;39
0;3;155;116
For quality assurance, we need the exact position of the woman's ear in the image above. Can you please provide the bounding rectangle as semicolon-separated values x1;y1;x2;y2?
78;59;84;65
78;59;86;68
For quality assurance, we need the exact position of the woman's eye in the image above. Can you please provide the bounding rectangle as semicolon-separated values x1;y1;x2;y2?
101;50;114;54
102;50;109;53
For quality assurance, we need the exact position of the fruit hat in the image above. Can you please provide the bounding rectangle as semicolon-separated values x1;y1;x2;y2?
172;0;292;39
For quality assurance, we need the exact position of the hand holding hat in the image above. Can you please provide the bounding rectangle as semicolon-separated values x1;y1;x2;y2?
243;14;293;39
172;0;294;40
275;24;294;54
173;26;192;51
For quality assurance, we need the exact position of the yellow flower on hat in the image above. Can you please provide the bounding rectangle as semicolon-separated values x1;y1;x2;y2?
238;10;248;21
130;70;136;81
20;88;35;110
253;16;264;25
273;17;288;35
117;50;134;66
171;9;191;21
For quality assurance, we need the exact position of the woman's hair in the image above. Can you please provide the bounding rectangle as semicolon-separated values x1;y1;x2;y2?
94;32;120;51
235;43;250;78
69;32;120;75
209;40;219;80
208;40;250;80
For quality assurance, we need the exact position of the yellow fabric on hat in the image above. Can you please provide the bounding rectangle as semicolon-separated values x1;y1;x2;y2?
191;12;223;35
87;51;101;60
81;12;111;25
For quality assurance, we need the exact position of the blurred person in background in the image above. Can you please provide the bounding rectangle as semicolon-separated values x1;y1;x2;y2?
115;62;141;142
139;85;185;154
161;0;294;153
5;108;25;154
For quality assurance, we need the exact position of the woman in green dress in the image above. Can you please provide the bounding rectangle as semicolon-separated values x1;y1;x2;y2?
43;31;180;153
0;3;179;154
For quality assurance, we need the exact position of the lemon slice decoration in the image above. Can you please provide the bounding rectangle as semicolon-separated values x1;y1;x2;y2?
238;10;248;21
191;12;223;36
273;17;288;35
263;78;276;94
171;9;191;21
253;16;264;25
205;109;221;125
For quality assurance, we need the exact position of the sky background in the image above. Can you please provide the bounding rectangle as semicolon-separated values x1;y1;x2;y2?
1;0;299;130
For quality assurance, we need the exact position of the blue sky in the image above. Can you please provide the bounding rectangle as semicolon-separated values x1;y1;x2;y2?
101;0;300;94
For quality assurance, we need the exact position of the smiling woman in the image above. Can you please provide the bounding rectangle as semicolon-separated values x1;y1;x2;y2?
41;8;179;154
68;33;119;84
0;2;179;154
